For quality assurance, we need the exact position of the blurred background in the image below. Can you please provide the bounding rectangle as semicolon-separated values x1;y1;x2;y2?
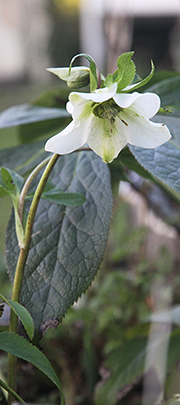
0;0;180;86
1;1;180;404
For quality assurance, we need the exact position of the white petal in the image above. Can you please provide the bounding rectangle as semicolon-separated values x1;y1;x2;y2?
45;120;89;155
68;94;93;126
45;94;94;155
70;83;117;103
87;116;127;163
114;92;160;119
118;110;171;148
114;92;141;109
45;97;93;155
66;101;73;115
129;93;160;119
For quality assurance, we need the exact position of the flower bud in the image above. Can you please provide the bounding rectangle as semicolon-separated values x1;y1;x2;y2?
46;66;90;88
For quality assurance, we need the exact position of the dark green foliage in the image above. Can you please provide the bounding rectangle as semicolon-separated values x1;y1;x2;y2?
6;152;112;338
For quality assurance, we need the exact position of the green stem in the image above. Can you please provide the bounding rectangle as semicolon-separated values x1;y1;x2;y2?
18;155;52;223
24;154;59;244
0;377;25;403
7;153;59;405
18;147;90;223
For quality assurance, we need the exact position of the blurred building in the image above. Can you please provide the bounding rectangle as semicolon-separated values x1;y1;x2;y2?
0;0;180;84
80;0;180;73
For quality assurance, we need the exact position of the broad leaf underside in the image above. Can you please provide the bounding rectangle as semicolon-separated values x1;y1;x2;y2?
6;152;112;338
129;113;180;194
129;141;180;194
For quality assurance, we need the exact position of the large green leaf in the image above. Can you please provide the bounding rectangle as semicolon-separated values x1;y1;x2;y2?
0;104;69;128
0;377;25;403
125;74;180;193
0;104;70;145
118;146;154;180
127;69;180;194
129;140;180;194
41;189;86;207
0;141;47;175
6;152;112;338
0;332;63;396
17;86;71;143
17;117;69;144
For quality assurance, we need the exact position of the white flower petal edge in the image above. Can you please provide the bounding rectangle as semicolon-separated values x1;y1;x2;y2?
69;82;117;103
117;92;171;149
45;121;88;155
120;110;171;149
114;92;160;118
45;97;93;154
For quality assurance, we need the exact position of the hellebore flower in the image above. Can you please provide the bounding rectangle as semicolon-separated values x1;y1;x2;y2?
45;83;171;163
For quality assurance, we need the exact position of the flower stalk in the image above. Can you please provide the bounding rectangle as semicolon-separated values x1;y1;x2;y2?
18;155;52;223
8;153;59;404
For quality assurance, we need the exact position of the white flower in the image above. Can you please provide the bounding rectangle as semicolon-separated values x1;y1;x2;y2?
45;83;171;163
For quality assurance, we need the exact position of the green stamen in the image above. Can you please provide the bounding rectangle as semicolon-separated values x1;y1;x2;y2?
92;98;122;120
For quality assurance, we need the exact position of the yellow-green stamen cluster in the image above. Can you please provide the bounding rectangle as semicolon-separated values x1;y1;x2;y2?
92;99;122;120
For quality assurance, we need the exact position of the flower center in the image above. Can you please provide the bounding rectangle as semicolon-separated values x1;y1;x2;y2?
92;98;122;120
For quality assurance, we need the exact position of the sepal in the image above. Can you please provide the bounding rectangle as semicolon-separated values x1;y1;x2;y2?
46;66;90;88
